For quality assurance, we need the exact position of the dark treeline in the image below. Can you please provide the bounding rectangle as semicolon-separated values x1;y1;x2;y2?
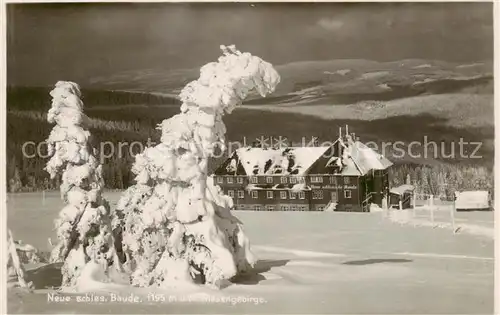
6;113;224;192
389;163;494;199
6;86;181;111
6;86;192;192
7;113;148;192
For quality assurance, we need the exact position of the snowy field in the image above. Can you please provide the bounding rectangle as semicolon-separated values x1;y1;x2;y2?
7;191;494;314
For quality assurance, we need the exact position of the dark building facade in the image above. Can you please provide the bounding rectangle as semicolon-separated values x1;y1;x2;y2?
213;129;392;212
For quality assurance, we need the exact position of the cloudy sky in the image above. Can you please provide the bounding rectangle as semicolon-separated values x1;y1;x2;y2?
7;2;493;86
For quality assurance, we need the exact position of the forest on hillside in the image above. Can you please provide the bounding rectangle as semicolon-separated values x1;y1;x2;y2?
6;86;494;195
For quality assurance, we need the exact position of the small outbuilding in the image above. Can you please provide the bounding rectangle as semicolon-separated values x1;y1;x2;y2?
389;184;415;209
454;191;491;211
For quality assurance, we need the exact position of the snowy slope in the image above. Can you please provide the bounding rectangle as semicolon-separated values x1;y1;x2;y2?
7;192;494;314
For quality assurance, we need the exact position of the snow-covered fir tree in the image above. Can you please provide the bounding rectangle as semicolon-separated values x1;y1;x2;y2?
45;81;119;288
113;45;280;288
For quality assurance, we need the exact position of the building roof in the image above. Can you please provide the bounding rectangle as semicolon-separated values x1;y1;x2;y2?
350;141;393;174
455;190;490;209
236;146;330;176
390;184;415;195
214;134;393;177
326;139;393;176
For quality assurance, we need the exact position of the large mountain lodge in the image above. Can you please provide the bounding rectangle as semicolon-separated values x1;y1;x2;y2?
213;127;393;212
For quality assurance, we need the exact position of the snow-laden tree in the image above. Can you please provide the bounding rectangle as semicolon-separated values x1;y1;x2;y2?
45;81;119;288
113;45;280;288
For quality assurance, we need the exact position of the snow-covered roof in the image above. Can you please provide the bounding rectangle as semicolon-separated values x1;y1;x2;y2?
217;136;392;177
236;146;330;176
390;184;415;195
455;191;490;210
339;140;393;176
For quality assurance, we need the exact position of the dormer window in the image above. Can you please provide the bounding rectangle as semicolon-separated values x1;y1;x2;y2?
311;176;323;183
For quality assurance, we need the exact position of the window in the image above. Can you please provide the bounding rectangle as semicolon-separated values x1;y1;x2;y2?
300;205;307;211
266;205;275;211
344;190;352;199
289;191;297;199
344;177;350;184
227;177;234;184
217;177;223;184
312;190;323;199
237;190;244;199
266;177;273;184
254;205;261;211
251;191;258;199
237;177;244;184
228;190;234;198
298;177;305;183
311;176;323;183
251;177;258;184
267;191;274;199
289;177;297;184
299;191;305;199
291;205;297;211
330;176;337;184
280;191;287;199
281;177;288;184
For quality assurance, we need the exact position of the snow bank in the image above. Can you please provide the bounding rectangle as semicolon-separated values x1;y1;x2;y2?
112;45;280;289
386;209;494;239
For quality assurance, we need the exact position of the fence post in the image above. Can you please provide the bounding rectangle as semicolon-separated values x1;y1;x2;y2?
451;197;456;233
429;195;434;224
430;195;434;224
412;193;416;219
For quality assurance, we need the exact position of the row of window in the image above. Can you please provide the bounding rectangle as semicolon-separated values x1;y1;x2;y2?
227;190;306;199
226;189;352;199
217;177;245;184
217;176;351;185
237;205;329;211
252;205;309;211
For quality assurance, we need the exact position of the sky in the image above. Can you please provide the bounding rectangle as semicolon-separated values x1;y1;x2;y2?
7;2;493;87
